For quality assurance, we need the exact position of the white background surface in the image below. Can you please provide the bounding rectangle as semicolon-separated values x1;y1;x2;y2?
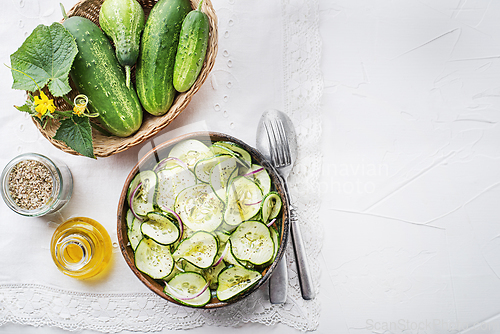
2;0;500;333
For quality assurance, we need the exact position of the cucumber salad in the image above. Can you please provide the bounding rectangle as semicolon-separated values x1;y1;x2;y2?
125;139;283;306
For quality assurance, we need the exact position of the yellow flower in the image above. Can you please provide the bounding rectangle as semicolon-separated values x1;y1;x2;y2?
73;94;89;116
73;104;86;116
33;91;56;119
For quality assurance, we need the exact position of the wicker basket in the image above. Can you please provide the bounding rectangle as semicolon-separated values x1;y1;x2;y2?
34;0;218;158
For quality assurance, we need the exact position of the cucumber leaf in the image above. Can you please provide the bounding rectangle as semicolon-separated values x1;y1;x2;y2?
10;22;78;97
53;116;95;159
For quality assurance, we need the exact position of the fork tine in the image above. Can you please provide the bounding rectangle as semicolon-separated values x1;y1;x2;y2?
269;118;286;167
263;120;280;166
271;119;284;167
275;118;292;165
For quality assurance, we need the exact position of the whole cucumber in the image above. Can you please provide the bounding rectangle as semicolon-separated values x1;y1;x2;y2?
173;0;209;93
63;16;143;137
99;0;145;88
136;0;191;116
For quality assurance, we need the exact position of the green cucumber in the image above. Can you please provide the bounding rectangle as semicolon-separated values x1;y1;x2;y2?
229;220;274;266
172;231;218;268
165;272;211;307
261;191;282;223
216;266;262;301
173;0;210;92
136;0;191;116
134;238;174;279
62;16;143;137
224;176;263;226
174;183;224;232
99;0;145;88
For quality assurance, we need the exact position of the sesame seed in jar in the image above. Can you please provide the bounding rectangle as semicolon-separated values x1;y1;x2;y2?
8;160;53;210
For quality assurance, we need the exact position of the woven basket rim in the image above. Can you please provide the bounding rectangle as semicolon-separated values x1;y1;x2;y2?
33;0;218;158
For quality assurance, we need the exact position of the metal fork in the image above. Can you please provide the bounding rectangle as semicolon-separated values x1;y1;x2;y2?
264;118;291;168
262;111;315;302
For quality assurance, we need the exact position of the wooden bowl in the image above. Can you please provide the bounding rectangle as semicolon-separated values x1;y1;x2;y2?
33;0;218;158
116;132;290;308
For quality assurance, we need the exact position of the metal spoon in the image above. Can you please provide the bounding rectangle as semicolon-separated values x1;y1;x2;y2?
256;109;315;302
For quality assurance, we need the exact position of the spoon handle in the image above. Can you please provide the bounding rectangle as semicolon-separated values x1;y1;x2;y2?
269;254;288;304
290;207;315;300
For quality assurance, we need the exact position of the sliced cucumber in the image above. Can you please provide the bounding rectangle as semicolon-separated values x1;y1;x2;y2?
155;166;196;210
126;209;135;230
229;220;274;266
204;259;226;289
245;165;271;196
172;231;218;269
211;143;251;169
216;266;262;301
175;184;224;232
127;217;143;251
261;191;282;223
135;238;174;279
194;154;230;183
210;157;238;201
129;171;157;217
164;272;211;307
169;139;211;169
269;226;280;262
153;157;188;173
215;141;252;169
224;176;263;226
224;239;244;267
141;211;180;245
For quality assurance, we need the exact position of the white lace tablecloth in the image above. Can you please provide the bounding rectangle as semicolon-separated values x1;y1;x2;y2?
0;0;322;332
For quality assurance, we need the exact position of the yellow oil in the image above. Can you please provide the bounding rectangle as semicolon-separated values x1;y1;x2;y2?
51;217;112;279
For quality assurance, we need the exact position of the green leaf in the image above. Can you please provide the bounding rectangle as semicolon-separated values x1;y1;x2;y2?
10;22;78;97
15;103;33;113
53;116;95;159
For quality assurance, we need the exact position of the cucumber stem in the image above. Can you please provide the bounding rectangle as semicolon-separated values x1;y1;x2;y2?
197;0;203;11
60;3;68;20
125;66;131;89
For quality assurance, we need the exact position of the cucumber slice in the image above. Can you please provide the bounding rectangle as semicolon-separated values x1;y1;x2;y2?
210;157;238;201
245;165;271;196
204;258;226;289
215;230;230;244
229;221;274;265
224;176;263;226
127;217;143;251
175;184;224;232
135;238;174;279
126;209;134;230
141;211;180;245
211;143;251;169
155;166;196;210
224;239;244;267
129;170;157;217
216;266;262;301
269;226;280;262
194;154;230;183
172;231;218;268
164;272;211;307
217;141;252;168
261;191;282;223
153;157;188;173
169;139;211;169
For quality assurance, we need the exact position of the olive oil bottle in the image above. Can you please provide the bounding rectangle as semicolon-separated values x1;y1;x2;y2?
51;217;112;279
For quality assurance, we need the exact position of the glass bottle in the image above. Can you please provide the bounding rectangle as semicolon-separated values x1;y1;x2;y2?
51;217;112;279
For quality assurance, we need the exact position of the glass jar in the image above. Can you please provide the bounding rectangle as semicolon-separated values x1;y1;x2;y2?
51;217;112;279
0;153;73;217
